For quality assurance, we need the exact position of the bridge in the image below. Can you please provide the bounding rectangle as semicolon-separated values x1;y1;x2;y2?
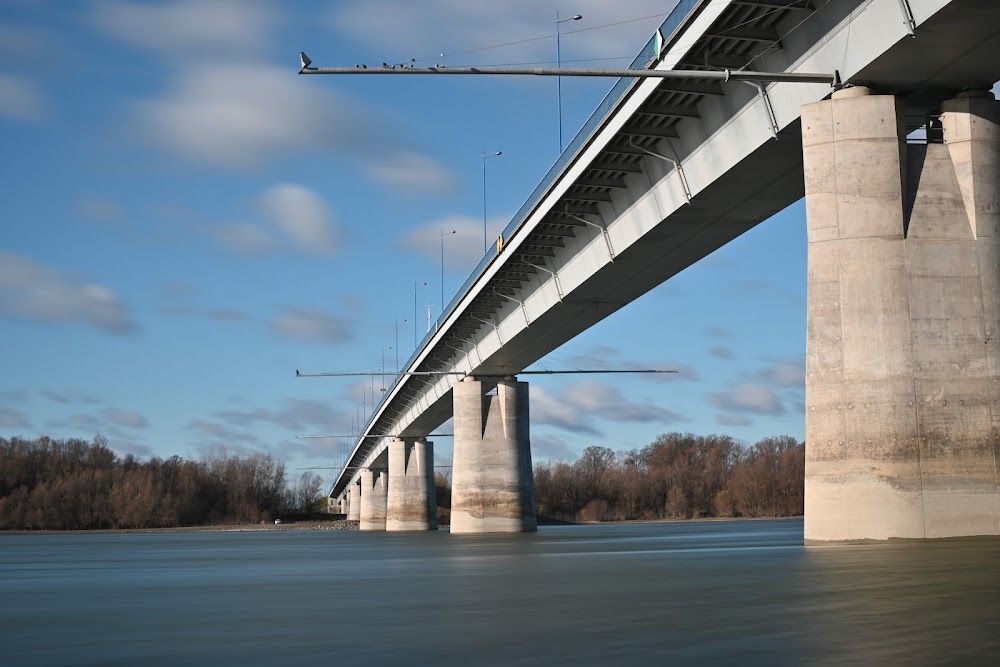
302;0;1000;542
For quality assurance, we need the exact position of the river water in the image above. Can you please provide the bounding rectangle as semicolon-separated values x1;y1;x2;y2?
1;520;997;665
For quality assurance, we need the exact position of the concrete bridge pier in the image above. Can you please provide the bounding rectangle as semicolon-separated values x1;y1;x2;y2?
802;87;1000;542
359;469;388;530
347;479;361;521
451;377;537;533
386;438;437;531
359;468;388;530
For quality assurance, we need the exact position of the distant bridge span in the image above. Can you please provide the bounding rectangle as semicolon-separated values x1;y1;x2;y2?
306;0;1000;541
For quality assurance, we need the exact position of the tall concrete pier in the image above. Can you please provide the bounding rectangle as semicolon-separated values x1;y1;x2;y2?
359;468;388;531
803;88;1000;542
451;377;537;533
347;479;361;521
386;438;437;531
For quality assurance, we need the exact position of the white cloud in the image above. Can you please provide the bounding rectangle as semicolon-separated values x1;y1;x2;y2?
754;357;805;387
213;398;346;433
531;433;579;462
103;408;150;429
41;390;101;405
260;184;338;254
0;73;45;120
0;251;136;333
716;413;751;427
135;63;377;169
532;380;684;435
75;198;122;224
211;222;277;255
272;307;354;344
367;151;454;194
328;1;678;68
708;381;784;416
0;407;30;429
208;184;339;256
92;0;274;61
400;214;505;269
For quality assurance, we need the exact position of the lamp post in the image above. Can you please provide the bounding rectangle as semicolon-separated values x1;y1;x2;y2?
381;344;390;394
394;318;406;371
482;150;502;253
413;281;427;347
555;12;583;153
440;228;456;316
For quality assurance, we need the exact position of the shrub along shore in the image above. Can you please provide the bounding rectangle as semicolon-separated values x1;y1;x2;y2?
1;432;803;531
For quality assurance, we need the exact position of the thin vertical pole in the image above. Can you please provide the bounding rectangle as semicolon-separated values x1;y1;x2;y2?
557;11;563;153
482;152;488;253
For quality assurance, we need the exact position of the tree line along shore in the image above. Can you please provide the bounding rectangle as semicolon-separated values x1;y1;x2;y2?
1;433;803;531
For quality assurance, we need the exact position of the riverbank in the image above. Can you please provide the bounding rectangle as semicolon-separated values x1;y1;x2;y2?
1;519;360;535
2;515;805;535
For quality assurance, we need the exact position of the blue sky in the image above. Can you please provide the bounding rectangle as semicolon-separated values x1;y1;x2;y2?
1;0;813;480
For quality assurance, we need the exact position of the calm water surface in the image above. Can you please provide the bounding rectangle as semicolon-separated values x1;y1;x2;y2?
1;520;997;665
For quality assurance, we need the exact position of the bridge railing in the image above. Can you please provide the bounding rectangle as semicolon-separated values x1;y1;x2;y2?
353;0;702;468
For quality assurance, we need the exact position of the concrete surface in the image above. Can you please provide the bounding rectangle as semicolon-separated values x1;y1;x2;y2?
386;438;437;531
359;469;387;531
451;378;537;533
347;480;361;522
803;89;1000;542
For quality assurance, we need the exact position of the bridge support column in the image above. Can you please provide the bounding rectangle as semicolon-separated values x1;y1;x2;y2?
451;377;537;533
347;480;361;521
802;87;1000;542
359;469;387;530
386;438;437;531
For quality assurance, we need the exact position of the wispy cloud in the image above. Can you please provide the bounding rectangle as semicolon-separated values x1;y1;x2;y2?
259;184;339;254
271;307;355;344
709;346;733;359
367;151;454;194
44;406;152;441
187;398;351;455
715;413;751;427
41;390;102;405
531;433;579;462
92;0;275;61
74;197;122;225
209;184;340;256
399;215;498;269
533;381;684;436
753;356;805;387
0;407;31;429
211;222;276;255
103;408;151;429
707;381;784;416
327;1;676;67
0;74;46;121
133;63;380;169
187;419;264;450
735;280;804;305
213;398;346;433
0;250;136;334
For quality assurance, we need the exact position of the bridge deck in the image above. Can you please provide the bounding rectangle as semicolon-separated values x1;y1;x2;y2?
330;0;1000;499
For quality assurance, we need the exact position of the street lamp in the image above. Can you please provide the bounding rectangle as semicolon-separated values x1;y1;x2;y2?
440;228;456;316
413;281;427;347
482;150;502;253
394;318;407;371
381;344;390;393
555;12;583;153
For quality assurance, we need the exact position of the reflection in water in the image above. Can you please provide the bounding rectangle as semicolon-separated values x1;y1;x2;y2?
0;521;996;665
